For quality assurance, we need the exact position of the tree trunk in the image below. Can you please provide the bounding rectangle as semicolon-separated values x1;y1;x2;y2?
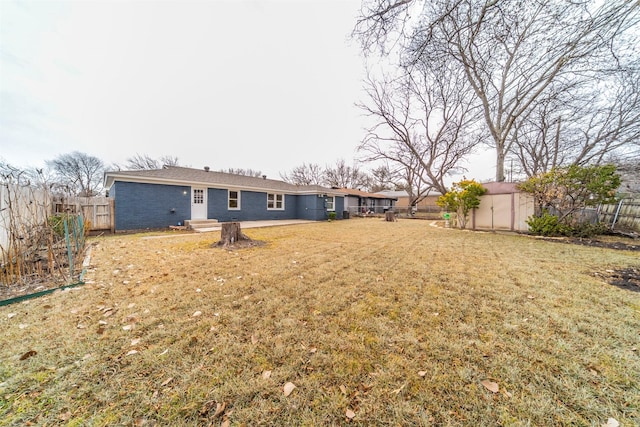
496;147;506;182
385;211;397;222
217;222;249;246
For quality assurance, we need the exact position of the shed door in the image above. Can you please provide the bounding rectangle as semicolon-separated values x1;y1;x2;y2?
191;187;207;219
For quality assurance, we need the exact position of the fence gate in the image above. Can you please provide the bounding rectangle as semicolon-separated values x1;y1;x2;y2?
55;197;114;232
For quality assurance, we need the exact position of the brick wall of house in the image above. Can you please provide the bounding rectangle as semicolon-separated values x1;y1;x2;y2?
113;181;190;231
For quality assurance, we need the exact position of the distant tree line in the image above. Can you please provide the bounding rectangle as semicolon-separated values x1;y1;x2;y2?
1;152;413;197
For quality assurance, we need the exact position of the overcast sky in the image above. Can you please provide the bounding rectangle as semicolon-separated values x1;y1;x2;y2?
1;0;494;181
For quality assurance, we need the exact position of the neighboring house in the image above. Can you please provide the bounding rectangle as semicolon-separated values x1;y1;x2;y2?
336;188;397;215
375;190;442;213
472;182;534;232
617;160;640;195
103;166;345;231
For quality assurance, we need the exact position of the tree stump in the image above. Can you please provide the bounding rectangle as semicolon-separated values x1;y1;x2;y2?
217;222;250;246
385;211;397;222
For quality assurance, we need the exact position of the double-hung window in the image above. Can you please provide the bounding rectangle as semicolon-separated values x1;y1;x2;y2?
267;193;284;210
228;190;240;210
325;196;335;211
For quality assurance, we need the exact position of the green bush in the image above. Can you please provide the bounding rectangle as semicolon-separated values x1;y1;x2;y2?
526;212;570;236
327;211;337;221
527;212;610;237
567;222;610;238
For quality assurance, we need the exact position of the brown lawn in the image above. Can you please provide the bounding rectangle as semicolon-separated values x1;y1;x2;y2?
1;219;639;426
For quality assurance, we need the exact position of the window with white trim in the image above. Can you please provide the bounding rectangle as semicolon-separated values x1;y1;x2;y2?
267;193;284;210
228;190;240;210
325;196;335;211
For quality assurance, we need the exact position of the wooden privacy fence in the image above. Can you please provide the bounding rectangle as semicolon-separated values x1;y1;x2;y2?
54;196;114;232
599;198;640;232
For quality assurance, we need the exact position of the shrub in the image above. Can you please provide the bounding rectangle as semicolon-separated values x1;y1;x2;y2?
437;179;487;229
526;212;569;236
527;212;610;237
568;222;611;238
327;211;337;221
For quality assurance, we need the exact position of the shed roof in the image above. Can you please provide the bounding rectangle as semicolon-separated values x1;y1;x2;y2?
104;166;342;195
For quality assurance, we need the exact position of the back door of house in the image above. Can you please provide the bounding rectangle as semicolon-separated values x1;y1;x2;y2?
191;187;207;219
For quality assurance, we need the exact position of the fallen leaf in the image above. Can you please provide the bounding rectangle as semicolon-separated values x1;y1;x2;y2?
127;303;136;308
283;382;296;397
19;350;37;360
131;338;141;346
527;295;535;299
122;325;133;331
418;370;427;377
481;379;499;393
602;418;619;427
262;370;272;379
59;411;72;421
345;408;356;419
309;347;317;354
251;335;258;345
98;320;108;325
159;349;168;355
7;313;16;319
213;402;226;418
161;377;173;387
339;385;347;395
192;311;202;317
126;350;138;356
391;383;406;395
18;324;28;329
76;324;86;329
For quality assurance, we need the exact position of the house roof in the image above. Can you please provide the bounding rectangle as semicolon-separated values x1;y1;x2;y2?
104;166;343;195
375;189;443;198
335;188;397;200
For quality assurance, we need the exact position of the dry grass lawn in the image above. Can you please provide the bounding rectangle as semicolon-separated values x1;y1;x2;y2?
1;219;639;426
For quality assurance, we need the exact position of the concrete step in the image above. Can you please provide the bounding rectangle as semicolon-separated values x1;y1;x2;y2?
185;219;219;230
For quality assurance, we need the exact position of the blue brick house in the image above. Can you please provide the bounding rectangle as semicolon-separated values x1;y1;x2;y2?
104;166;345;231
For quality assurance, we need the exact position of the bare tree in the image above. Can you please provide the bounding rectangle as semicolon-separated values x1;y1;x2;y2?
369;164;399;192
125;154;180;170
511;66;640;177
324;159;372;190
355;0;640;182
220;168;264;177
280;163;326;186
357;61;480;195
46;151;105;196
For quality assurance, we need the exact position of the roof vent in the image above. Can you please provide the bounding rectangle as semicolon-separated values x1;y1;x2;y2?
262;175;267;180
204;166;210;172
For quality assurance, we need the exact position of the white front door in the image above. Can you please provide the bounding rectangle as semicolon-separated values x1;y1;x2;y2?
191;187;207;219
